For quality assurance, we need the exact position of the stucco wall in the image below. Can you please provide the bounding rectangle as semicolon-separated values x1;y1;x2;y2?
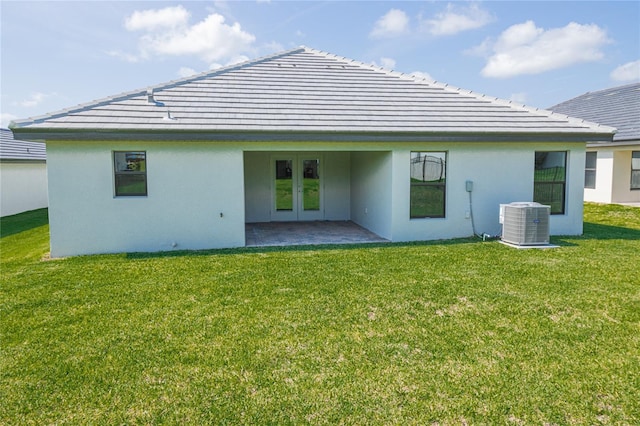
0;161;48;217
584;147;640;204
47;140;586;256
388;142;585;241
350;151;393;240
584;150;614;203
243;151;351;223
612;150;640;203
47;141;245;257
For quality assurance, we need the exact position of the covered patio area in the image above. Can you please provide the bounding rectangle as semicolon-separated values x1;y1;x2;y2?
245;221;389;247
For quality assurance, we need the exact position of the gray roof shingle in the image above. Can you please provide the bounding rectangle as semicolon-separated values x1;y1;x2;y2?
10;47;615;142
548;82;639;144
0;128;46;161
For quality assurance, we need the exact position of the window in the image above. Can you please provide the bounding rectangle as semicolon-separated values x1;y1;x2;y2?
632;151;640;190
585;151;597;189
410;152;446;218
534;151;566;215
114;151;147;196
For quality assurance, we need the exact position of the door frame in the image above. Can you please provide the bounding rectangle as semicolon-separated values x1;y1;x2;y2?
270;153;324;221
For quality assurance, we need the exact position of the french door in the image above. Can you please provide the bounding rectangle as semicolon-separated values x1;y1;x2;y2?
272;154;323;221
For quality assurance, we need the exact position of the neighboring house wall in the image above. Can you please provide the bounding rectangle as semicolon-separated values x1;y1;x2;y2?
585;150;614;203
548;83;640;205
611;150;640;203
46;139;586;257
0;161;48;216
585;148;640;204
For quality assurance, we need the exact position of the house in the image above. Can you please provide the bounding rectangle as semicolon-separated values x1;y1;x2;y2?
0;128;48;217
548;83;640;205
10;47;615;257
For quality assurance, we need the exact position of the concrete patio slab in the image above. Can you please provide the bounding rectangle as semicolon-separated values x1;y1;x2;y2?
245;221;389;247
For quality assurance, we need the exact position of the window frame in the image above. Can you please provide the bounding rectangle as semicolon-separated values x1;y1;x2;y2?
409;151;447;219
533;151;567;215
585;151;597;189
631;151;640;190
113;151;148;197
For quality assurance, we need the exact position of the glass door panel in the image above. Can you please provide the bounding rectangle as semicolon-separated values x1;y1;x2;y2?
275;159;293;211
271;154;323;221
302;159;320;211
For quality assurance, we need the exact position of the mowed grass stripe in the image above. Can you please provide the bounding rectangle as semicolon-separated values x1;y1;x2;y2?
1;204;639;424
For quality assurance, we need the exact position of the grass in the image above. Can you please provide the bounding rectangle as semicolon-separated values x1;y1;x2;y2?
1;204;639;424
276;178;320;211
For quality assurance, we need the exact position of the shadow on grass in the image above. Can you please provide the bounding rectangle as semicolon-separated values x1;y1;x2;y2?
582;222;640;240
126;236;485;259
0;208;49;238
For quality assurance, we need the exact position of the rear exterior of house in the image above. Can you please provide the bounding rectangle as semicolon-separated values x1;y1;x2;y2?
11;47;615;257
549;83;640;205
0;128;48;217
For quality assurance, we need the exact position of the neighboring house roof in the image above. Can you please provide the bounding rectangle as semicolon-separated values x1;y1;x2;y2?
0;128;46;161
11;46;615;143
548;82;640;146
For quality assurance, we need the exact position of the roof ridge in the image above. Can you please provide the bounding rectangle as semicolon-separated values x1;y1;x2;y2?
150;46;307;92
302;47;616;133
10;46;618;137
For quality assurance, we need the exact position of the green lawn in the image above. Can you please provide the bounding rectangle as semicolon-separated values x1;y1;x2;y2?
1;204;639;424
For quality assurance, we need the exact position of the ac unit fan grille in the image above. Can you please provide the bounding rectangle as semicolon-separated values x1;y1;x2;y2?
501;203;550;245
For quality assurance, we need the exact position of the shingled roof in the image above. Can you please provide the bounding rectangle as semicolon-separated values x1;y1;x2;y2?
0;128;46;161
548;82;640;145
10;46;615;142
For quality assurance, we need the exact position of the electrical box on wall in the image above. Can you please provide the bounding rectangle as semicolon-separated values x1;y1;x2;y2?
465;180;473;192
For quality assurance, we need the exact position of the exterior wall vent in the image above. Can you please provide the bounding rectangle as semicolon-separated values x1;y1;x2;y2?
500;202;550;246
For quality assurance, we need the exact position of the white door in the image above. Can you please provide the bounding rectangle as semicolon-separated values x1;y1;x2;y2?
271;154;323;221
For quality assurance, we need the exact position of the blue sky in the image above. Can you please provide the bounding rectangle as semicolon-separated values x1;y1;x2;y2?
1;1;639;128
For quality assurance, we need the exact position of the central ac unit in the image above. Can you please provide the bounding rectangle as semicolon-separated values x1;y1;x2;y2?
500;202;550;246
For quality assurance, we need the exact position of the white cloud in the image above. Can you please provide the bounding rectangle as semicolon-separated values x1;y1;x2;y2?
178;67;197;78
19;92;51;108
610;60;640;82
120;6;256;63
125;5;190;31
480;21;610;78
1;113;18;128
371;57;397;70
509;92;528;104
209;55;250;70
423;3;493;36
379;57;396;69
370;9;409;38
410;71;434;81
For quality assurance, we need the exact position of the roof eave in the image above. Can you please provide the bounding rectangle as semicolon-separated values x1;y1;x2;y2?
10;127;616;144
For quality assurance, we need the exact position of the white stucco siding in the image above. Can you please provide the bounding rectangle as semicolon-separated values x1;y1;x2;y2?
47;141;245;257
389;142;585;242
244;151;271;223
585;150;614;203
243;150;351;223
584;147;640;204
612;150;640;203
0;161;48;217
323;152;351;220
350;151;393;240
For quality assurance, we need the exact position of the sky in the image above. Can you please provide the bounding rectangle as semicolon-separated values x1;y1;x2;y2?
1;1;639;128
